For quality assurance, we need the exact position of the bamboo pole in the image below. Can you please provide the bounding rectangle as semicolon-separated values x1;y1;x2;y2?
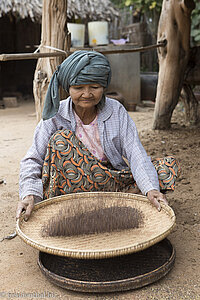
0;52;67;61
0;42;166;62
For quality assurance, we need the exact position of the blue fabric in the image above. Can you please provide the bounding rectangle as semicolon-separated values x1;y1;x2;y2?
42;50;111;120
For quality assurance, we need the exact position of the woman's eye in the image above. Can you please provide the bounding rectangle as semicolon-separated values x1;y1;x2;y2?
91;86;99;89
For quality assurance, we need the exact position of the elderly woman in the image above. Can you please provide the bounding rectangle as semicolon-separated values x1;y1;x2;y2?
16;50;179;220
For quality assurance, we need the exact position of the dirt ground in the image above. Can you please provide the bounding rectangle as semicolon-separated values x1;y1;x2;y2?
0;99;199;300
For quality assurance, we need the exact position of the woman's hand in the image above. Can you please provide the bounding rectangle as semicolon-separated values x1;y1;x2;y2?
147;189;168;211
16;195;35;221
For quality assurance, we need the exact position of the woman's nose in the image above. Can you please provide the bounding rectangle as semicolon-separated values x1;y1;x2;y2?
82;88;92;97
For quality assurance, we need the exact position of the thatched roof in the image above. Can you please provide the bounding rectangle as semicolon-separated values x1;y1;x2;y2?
67;0;119;21
0;0;42;21
0;0;119;22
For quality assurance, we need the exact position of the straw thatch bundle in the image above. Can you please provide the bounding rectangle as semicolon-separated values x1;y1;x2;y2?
0;0;119;22
67;0;119;21
0;0;42;21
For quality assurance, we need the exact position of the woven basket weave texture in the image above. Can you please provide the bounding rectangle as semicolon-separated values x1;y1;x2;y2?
16;192;175;259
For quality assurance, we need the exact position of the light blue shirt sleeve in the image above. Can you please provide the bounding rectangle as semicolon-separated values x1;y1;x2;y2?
119;105;160;194
19;119;55;200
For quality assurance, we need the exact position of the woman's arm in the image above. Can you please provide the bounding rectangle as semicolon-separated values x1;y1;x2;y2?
119;106;159;193
119;106;167;210
17;119;56;219
19;119;55;200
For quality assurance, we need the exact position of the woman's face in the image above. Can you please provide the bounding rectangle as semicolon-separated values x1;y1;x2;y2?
69;84;104;111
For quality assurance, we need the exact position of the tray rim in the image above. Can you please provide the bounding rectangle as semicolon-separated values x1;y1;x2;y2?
37;238;176;293
16;192;176;259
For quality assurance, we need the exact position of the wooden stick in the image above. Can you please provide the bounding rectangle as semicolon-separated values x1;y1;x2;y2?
92;42;166;55
0;42;166;62
0;52;67;61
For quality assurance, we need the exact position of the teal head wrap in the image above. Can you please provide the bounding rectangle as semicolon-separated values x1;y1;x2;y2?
42;50;111;120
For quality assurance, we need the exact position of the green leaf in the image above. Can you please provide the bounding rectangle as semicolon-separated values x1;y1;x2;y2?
149;1;157;10
194;33;200;42
191;29;200;37
192;16;200;27
195;2;200;10
125;0;132;6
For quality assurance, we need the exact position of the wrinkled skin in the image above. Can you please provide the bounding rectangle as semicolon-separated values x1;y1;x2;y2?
16;195;34;221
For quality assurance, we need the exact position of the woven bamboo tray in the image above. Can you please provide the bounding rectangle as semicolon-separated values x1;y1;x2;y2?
38;238;176;293
16;192;176;259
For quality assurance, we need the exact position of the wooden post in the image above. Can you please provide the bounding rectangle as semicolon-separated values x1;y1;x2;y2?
33;0;68;122
153;0;195;130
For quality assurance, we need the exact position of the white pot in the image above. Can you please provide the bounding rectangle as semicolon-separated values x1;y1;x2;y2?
68;23;85;47
88;21;109;46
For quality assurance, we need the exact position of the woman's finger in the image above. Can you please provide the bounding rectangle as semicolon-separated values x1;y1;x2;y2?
156;193;168;206
148;195;161;211
24;202;34;221
152;198;161;211
159;197;168;206
16;202;25;219
147;190;169;212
